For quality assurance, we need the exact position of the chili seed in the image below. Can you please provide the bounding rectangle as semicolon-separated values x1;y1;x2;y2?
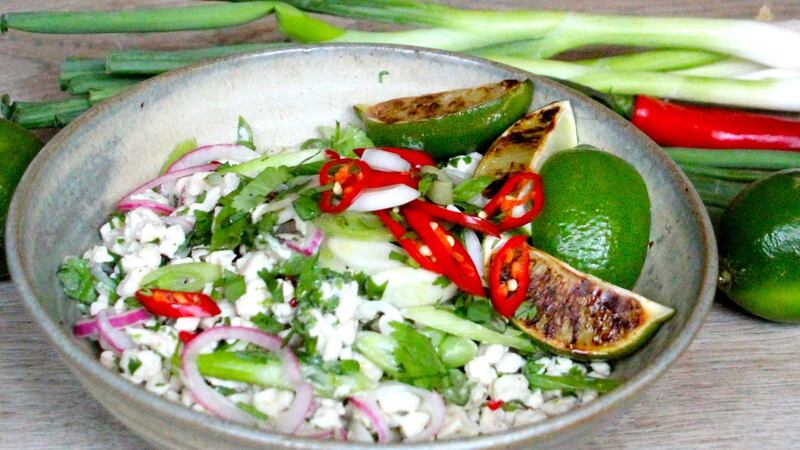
446;235;455;247
507;279;519;292
419;245;432;257
332;182;343;196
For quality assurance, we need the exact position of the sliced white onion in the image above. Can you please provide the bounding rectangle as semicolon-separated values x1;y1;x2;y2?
346;185;419;212
348;395;389;443
373;382;445;442
360;148;411;173
463;229;485;279
180;326;313;433
167;144;259;173
95;309;137;353
74;308;151;338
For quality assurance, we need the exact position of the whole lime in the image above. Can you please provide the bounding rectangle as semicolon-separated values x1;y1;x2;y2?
530;146;651;289
718;169;800;323
0;119;42;279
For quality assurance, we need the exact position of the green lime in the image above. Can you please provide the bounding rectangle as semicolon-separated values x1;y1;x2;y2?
718;169;800;323
356;79;533;160
530;146;651;289
0;118;42;279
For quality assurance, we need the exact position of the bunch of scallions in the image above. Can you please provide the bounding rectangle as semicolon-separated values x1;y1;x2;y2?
2;0;800;217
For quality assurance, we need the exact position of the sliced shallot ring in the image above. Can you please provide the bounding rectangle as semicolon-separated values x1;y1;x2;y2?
96;309;137;354
117;199;175;215
283;227;325;256
117;163;220;212
167;144;259;173
348;395;389;443
373;382;446;442
180;326;313;433
74;308;151;338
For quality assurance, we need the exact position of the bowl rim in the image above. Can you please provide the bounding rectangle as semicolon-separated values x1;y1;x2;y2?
7;43;718;449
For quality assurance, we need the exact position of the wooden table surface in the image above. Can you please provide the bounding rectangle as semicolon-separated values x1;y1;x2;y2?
2;1;799;449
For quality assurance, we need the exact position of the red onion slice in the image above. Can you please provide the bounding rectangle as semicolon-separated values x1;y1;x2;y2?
180;326;313;432
167;144;259;173
283;228;325;257
74;308;151;338
96;309;137;353
373;382;446;442
346;185;419;212
117;162;220;211
117;199;175;215
360;148;411;173
348;395;389;443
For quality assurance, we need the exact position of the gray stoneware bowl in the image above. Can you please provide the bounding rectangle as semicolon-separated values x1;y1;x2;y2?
7;45;717;449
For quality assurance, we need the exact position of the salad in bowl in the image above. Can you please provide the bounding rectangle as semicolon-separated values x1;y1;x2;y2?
57;79;673;443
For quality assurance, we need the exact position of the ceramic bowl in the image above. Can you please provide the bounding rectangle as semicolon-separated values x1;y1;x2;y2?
7;44;717;449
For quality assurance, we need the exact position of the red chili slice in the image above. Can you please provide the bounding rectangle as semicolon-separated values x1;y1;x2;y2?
401;205;486;297
374;209;441;273
366;170;419;189
355;147;436;168
325;149;342;159
178;330;198;343
407;200;499;236
488;235;531;318
134;288;221;319
482;172;544;231
319;158;370;213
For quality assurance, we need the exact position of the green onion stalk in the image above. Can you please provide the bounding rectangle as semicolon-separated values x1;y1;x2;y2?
4;2;800;113
281;0;800;69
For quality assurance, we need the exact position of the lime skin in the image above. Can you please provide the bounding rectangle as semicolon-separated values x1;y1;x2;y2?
718;169;800;323
530;147;651;290
0;119;42;279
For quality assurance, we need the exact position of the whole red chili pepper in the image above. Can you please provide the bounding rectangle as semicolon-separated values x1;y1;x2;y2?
631;95;800;150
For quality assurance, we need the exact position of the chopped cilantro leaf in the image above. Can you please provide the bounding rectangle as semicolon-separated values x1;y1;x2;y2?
232;166;290;212
222;270;246;301
57;257;97;304
391;322;448;385
251;312;284;334
127;357;142;375
293;190;321;221
236;116;255;150
514;302;538;321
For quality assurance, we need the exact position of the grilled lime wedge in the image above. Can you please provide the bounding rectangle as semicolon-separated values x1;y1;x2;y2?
473;100;577;180
356;79;533;160
513;246;673;360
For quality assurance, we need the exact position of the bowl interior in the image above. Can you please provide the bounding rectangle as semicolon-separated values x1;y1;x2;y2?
8;45;716;449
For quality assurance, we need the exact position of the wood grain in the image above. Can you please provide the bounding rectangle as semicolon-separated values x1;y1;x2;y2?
1;1;799;449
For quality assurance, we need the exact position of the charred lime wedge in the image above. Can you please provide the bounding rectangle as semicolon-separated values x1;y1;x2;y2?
473;100;577;180
514;247;673;360
356;79;533;160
